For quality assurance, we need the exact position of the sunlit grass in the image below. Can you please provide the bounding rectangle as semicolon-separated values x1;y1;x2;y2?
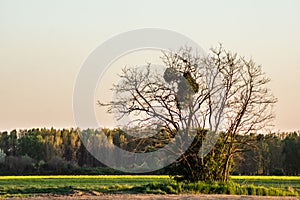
232;176;300;181
0;175;299;197
0;175;171;197
232;176;300;194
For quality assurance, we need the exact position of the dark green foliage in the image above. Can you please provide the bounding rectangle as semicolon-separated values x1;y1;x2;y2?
0;128;300;176
233;131;300;176
3;155;34;174
17;129;45;161
168;129;231;182
282;132;300;175
0;130;17;156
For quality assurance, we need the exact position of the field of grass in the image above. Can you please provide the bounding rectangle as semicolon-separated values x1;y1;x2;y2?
232;176;300;194
0;175;299;197
0;175;170;197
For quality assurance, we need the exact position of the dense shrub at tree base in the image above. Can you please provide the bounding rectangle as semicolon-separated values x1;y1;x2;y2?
167;130;232;182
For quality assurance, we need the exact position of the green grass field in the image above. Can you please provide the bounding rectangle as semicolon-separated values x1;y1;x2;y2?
0;175;170;197
0;175;299;197
232;176;300;194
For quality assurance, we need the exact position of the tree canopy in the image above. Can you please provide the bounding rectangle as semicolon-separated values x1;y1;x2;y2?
100;44;277;182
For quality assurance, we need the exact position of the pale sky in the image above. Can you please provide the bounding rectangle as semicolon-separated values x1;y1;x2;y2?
0;0;299;132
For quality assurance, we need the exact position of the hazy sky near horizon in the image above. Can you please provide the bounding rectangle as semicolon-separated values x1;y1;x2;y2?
0;0;299;132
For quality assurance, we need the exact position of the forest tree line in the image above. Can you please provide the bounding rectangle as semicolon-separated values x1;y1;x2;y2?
0;128;299;175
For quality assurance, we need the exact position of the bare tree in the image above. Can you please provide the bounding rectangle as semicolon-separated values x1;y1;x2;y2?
99;44;277;181
207;45;277;181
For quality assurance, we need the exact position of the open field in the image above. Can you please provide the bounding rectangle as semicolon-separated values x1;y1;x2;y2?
0;175;299;198
232;176;300;194
0;175;169;198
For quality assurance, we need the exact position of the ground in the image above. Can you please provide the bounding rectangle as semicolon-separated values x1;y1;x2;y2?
3;193;300;200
